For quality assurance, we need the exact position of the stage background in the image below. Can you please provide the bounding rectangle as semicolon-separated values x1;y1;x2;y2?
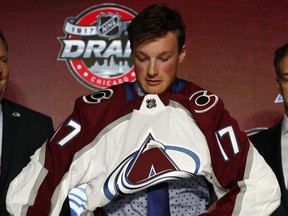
1;0;288;214
1;0;287;131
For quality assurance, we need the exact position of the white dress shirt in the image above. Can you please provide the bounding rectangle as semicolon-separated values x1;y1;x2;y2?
281;114;288;189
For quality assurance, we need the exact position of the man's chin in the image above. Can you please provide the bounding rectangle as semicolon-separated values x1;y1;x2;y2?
140;83;167;94
144;88;164;94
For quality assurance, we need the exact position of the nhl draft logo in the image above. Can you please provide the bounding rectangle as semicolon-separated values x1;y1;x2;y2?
58;4;137;90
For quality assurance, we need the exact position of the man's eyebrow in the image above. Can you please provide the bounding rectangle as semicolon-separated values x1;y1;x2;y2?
134;51;146;55
134;50;172;56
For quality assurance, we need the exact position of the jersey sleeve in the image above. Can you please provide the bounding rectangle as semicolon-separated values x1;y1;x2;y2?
6;91;113;216
187;88;281;215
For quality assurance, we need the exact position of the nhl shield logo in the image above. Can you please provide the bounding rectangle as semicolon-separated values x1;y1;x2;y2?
146;98;157;109
58;4;137;90
97;12;122;40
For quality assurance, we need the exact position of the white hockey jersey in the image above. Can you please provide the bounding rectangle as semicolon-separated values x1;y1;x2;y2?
7;79;280;215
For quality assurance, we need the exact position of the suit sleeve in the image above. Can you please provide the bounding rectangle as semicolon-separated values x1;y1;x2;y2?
6;96;101;216
188;90;281;215
46;116;55;137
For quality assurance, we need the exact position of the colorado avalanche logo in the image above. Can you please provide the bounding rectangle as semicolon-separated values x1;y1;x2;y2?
83;89;113;104
190;90;219;113
103;133;200;200
58;4;137;90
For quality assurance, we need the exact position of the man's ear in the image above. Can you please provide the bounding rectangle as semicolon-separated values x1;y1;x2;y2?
179;44;186;63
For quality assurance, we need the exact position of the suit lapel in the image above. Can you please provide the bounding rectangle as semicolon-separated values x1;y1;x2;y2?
274;120;288;212
0;99;20;196
267;120;288;212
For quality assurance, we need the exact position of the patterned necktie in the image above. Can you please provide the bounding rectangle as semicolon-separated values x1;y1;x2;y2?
147;183;170;215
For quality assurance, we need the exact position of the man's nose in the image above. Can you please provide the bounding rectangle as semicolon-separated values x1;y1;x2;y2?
147;61;158;76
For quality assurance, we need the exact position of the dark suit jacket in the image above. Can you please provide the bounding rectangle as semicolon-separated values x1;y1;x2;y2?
0;98;71;216
249;120;288;216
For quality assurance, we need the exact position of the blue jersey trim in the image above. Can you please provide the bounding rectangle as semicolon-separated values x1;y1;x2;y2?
125;82;135;102
171;79;186;93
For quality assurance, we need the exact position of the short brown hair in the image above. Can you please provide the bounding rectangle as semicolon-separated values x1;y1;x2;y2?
274;43;288;79
127;4;185;52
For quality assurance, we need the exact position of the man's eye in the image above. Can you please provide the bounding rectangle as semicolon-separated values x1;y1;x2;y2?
159;57;169;61
136;56;148;61
158;55;170;61
0;57;8;63
279;75;288;83
1;60;7;64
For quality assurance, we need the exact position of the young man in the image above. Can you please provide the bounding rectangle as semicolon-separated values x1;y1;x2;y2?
249;43;288;215
7;5;280;216
0;30;71;215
